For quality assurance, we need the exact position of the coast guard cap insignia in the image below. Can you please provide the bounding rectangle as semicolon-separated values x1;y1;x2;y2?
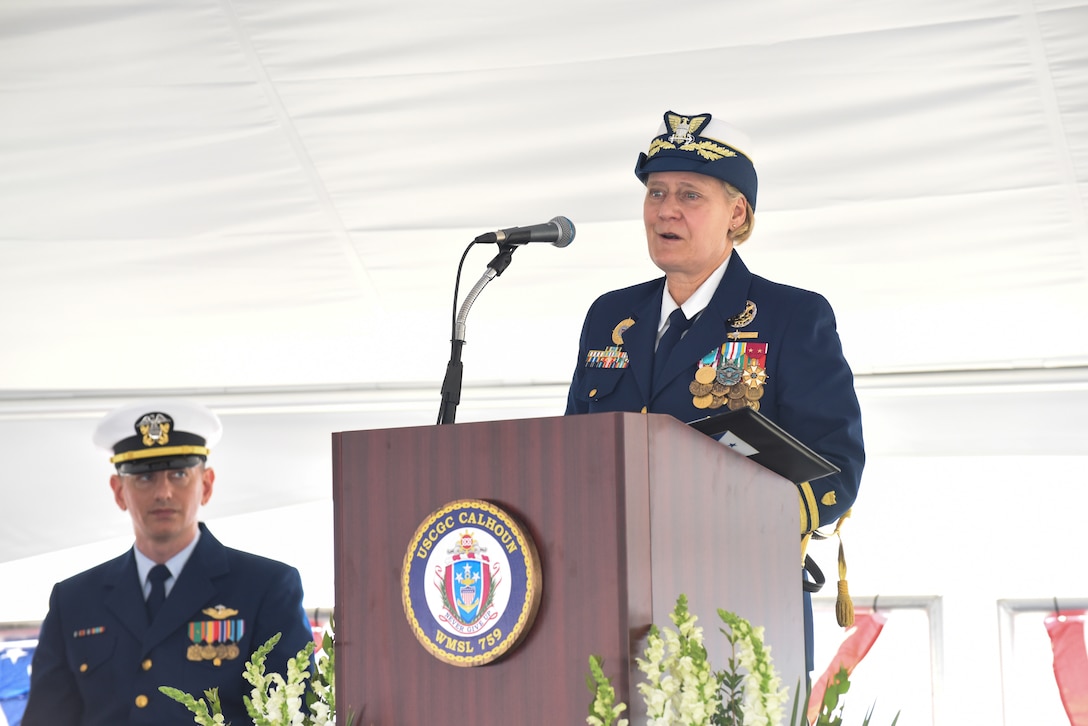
402;499;542;667
137;413;172;447
667;113;707;145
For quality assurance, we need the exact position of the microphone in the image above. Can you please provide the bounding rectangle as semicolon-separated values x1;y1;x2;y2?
474;216;575;248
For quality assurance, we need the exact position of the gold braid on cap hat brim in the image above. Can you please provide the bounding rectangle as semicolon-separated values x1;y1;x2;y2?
647;137;740;162
110;445;210;464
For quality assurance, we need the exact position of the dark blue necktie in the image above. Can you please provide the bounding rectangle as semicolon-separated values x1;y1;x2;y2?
653;307;694;388
146;564;171;621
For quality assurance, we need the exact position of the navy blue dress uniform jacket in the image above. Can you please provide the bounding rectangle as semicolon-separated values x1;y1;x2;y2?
23;523;312;726
565;251;864;535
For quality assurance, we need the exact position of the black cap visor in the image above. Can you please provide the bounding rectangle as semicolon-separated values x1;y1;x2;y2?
117;455;205;475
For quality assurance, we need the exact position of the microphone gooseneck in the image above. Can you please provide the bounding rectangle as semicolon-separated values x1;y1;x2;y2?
439;218;574;424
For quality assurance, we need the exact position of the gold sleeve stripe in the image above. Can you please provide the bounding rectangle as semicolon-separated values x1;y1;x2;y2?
110;445;210;464
798;481;820;533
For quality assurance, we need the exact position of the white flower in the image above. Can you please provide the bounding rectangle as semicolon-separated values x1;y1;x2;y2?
161;630;337;726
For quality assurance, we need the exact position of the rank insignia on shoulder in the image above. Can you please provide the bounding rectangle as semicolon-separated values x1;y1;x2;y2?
202;605;239;620
611;317;636;345
586;346;630;369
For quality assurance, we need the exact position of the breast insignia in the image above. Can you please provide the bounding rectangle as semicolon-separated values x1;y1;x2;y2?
202;605;239;620
611;317;636;345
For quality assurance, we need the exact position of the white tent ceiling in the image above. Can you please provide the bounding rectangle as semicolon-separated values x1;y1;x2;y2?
1;0;1087;667
3;0;1086;391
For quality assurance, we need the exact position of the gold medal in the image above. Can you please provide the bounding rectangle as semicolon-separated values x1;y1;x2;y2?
727;396;746;410
727;383;746;399
225;644;240;660
711;382;728;396
692;394;713;409
709;395;725;409
742;362;768;388
695;367;716;385
689;380;712;396
745;385;764;402
187;645;202;662
200;644;216;660
748;400;761;412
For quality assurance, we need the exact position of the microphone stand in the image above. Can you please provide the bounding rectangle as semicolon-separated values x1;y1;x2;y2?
437;244;518;425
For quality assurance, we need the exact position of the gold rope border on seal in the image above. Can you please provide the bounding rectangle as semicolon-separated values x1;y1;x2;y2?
401;498;543;667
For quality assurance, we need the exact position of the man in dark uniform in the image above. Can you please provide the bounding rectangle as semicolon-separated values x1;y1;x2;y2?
23;399;313;726
565;111;865;670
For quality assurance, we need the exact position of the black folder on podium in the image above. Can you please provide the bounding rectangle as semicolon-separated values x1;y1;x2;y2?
687;407;839;484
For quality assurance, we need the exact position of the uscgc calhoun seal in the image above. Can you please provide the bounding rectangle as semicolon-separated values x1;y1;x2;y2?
401;499;542;666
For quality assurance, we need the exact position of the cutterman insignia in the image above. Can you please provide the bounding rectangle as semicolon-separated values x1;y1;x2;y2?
611;318;636;345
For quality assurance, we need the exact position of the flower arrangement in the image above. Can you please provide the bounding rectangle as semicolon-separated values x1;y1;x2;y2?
160;630;340;726
588;594;896;726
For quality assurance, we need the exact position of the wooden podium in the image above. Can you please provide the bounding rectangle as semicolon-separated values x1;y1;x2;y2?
332;412;802;725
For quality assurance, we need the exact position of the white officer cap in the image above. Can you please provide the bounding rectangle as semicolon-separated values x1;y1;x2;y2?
93;399;223;474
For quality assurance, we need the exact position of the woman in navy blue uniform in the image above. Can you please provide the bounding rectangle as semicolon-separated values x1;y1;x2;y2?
23;400;313;726
565;111;865;670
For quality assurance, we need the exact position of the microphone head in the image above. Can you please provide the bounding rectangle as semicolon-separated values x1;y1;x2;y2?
550;216;575;248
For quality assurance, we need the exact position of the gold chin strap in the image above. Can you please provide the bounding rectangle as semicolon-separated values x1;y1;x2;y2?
110;445;210;464
834;508;854;628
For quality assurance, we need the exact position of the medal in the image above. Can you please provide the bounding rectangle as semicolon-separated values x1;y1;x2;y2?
692;337;770;413
689;380;713;396
187;615;245;663
742;361;768;388
694;367;716;385
716;363;742;386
